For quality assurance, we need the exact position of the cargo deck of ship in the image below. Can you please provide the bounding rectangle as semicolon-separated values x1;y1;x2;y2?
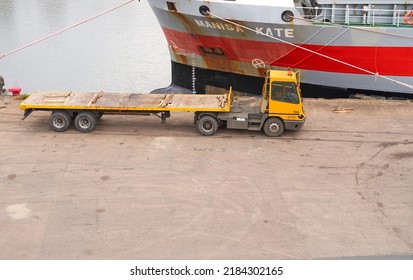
1;95;412;259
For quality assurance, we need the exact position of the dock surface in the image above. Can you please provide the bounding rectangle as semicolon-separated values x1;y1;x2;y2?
1;96;412;259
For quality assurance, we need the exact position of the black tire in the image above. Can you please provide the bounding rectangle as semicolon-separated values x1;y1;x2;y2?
263;117;285;137
74;111;97;133
48;111;71;132
196;115;218;136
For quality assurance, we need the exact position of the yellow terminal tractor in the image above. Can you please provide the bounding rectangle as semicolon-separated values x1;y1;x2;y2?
20;69;305;137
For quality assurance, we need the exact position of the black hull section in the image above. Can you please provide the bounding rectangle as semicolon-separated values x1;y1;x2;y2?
152;61;410;99
152;61;264;95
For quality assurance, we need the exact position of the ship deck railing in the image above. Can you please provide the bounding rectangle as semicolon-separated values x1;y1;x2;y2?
298;5;413;27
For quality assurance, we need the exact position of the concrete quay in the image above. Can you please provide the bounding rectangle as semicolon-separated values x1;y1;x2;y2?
0;96;412;259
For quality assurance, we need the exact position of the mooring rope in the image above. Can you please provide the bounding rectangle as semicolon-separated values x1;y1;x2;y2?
0;0;137;59
207;12;413;91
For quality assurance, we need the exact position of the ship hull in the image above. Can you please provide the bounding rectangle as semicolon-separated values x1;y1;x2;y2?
148;0;413;96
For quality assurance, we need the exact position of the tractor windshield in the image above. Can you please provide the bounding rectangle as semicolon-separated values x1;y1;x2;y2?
271;82;299;104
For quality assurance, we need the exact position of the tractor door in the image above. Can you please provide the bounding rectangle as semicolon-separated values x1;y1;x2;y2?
268;81;303;118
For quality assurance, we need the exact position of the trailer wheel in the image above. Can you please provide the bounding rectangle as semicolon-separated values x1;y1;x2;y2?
263;117;285;137
49;111;71;132
74;111;97;133
197;115;218;136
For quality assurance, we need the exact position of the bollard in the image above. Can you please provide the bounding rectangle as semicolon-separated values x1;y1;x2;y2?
8;87;21;96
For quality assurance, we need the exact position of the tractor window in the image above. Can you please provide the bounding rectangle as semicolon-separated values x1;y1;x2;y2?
271;82;299;104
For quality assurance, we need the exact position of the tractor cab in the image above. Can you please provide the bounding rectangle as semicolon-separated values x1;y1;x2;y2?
262;69;305;124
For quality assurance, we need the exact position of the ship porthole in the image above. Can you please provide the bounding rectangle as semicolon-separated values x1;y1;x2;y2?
199;5;210;16
281;10;294;22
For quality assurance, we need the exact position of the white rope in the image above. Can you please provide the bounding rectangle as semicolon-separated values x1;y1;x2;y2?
208;12;413;91
0;0;137;59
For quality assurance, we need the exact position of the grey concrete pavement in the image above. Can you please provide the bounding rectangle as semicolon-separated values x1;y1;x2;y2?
0;96;412;259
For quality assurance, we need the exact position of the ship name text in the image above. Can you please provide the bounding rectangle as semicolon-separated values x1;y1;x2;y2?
194;20;244;32
255;27;294;38
194;20;294;38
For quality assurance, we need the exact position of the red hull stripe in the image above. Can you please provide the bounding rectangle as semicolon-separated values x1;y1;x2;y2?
162;27;413;77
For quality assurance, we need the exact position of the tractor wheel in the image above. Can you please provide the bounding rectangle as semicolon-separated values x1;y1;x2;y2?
196;115;218;136
263;117;285;137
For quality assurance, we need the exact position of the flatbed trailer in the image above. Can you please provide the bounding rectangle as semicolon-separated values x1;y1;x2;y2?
20;90;231;133
20;70;306;136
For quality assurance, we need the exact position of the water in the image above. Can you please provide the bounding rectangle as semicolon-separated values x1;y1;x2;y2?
0;0;171;94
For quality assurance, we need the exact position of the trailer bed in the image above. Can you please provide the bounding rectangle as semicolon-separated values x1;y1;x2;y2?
20;90;231;113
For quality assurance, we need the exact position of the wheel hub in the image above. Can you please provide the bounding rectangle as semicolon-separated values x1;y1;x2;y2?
269;123;280;133
203;121;212;131
53;117;65;128
79;118;91;129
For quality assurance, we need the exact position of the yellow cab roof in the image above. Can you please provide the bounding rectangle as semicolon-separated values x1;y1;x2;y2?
268;69;298;83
